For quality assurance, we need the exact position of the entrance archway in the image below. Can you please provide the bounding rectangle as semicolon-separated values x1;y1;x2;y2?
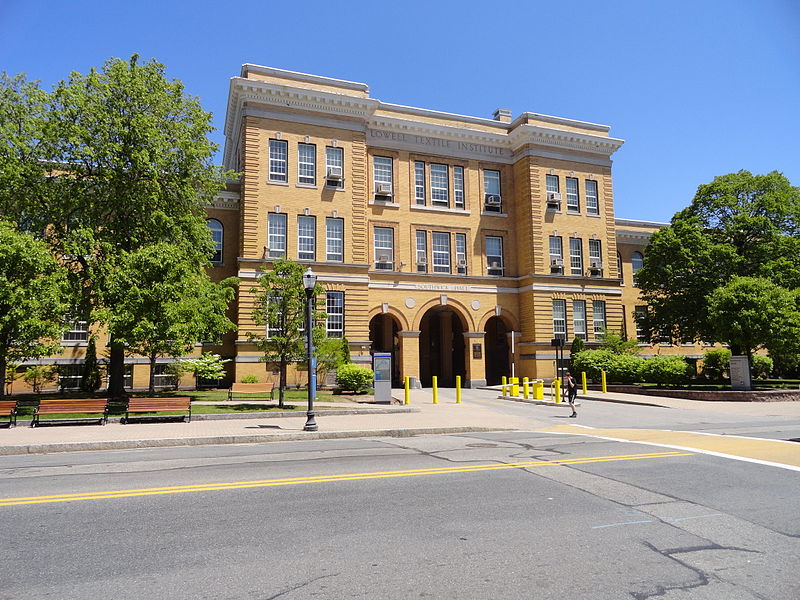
419;307;466;387
484;316;510;385
369;314;401;386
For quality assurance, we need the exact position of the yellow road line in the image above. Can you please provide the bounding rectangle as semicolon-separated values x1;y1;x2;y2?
0;451;690;507
543;425;800;471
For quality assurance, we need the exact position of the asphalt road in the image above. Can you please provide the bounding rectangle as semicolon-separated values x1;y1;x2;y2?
2;403;799;600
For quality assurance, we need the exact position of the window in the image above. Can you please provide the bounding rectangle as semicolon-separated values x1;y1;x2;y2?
416;230;427;272
326;217;343;262
325;146;344;188
326;292;344;338
552;299;567;340
487;236;504;276
634;305;648;343
298;143;316;185
566;177;579;212
455;233;467;274
62;318;88;342
207;219;223;265
268;139;288;182
546;174;560;193
453;166;465;209
297;215;315;261
593;301;606;339
588;239;602;274
414;161;426;205
632;251;644;286
267;213;287;259
549;236;563;272
484;169;501;212
617;253;623;281
586;180;599;215
265;294;284;339
430;163;449;206
373;156;393;198
569;237;583;275
154;364;177;389
374;227;394;270
59;365;82;391
105;365;133;390
432;232;451;274
573;300;587;340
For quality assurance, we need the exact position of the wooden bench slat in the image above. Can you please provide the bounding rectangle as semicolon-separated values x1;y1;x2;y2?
0;400;17;426
228;383;275;402
123;397;191;424
32;399;109;427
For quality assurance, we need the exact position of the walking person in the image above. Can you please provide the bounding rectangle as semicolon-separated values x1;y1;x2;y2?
564;371;578;417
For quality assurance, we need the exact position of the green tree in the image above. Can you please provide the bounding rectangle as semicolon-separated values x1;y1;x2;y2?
707;277;800;359
184;353;230;388
701;348;731;380
102;244;237;394
23;365;58;394
80;336;102;393
0;222;67;398
640;356;693;386
0;57;230;397
250;260;326;408
598;329;638;355
636;171;800;347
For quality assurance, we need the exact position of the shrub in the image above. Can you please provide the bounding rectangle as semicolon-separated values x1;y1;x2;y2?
336;363;374;393
240;374;260;384
571;350;643;383
702;348;731;379
640;355;693;386
750;355;773;379
607;353;644;384
24;365;57;394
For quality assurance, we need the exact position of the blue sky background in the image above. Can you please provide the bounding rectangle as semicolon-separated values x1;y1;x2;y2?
2;0;798;222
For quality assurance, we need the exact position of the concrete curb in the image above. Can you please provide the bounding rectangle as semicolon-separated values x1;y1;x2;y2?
0;426;512;456
498;393;667;409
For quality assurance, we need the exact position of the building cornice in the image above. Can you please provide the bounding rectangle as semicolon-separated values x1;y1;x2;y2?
616;229;656;244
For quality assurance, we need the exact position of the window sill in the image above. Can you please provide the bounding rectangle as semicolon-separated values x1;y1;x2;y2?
369;201;401;208
296;183;318;189
267;180;289;186
411;205;470;215
566;210;581;215
480;211;508;217
587;212;602;218
61;341;88;347
546;207;562;213
324;185;345;191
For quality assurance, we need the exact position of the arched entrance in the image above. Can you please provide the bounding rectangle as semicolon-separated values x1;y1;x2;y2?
419;307;466;387
369;314;401;386
484;316;510;385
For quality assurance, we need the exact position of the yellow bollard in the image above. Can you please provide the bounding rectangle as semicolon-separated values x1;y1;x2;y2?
554;377;561;403
511;377;519;397
581;371;587;395
523;377;529;399
534;380;544;400
501;375;507;397
432;375;438;404
601;370;607;393
456;375;462;403
404;376;410;405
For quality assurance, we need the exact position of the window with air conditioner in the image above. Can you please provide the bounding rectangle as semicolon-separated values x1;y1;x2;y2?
549;235;563;273
546;175;561;210
325;147;344;188
374;227;394;270
373;156;393;200
588;239;602;275
487;236;504;276
416;230;428;272
483;169;501;212
455;233;467;274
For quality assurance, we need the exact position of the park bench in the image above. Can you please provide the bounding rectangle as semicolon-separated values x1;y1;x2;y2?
228;382;274;402
122;397;192;423
31;398;109;427
0;400;18;427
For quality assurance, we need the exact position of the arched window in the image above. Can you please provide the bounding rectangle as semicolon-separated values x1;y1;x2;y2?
616;252;623;281
208;219;223;265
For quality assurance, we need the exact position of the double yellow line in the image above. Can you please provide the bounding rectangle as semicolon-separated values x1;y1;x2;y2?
0;451;690;507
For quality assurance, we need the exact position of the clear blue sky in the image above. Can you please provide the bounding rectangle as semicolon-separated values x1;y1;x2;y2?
2;0;798;222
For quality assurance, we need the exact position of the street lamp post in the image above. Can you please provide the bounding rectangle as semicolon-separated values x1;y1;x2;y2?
302;267;318;432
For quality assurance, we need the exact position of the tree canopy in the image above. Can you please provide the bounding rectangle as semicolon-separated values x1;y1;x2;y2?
636;170;800;358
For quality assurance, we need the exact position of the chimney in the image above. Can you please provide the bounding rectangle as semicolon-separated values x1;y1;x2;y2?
493;108;512;123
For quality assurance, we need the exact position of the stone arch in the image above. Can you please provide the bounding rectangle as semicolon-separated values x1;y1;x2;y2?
411;296;474;332
417;303;469;388
368;313;403;387
476;307;519;333
367;304;411;332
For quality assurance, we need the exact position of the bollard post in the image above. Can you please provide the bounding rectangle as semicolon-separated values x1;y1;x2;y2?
581;371;587;395
432;375;438;404
554;377;561;403
501;375;507;397
456;375;462;403
404;376;410;405
601;370;607;393
534;380;544;400
523;377;529;399
511;377;519;397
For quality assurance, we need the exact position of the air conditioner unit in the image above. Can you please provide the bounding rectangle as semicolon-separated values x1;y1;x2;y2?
377;254;390;264
485;194;502;206
489;262;501;269
417;256;428;266
326;166;343;180
546;192;562;208
589;260;603;270
375;182;393;196
551;257;564;267
457;258;467;268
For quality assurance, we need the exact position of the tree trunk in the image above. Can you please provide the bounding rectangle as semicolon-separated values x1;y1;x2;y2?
108;336;126;399
149;354;157;395
279;360;287;409
0;355;6;399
